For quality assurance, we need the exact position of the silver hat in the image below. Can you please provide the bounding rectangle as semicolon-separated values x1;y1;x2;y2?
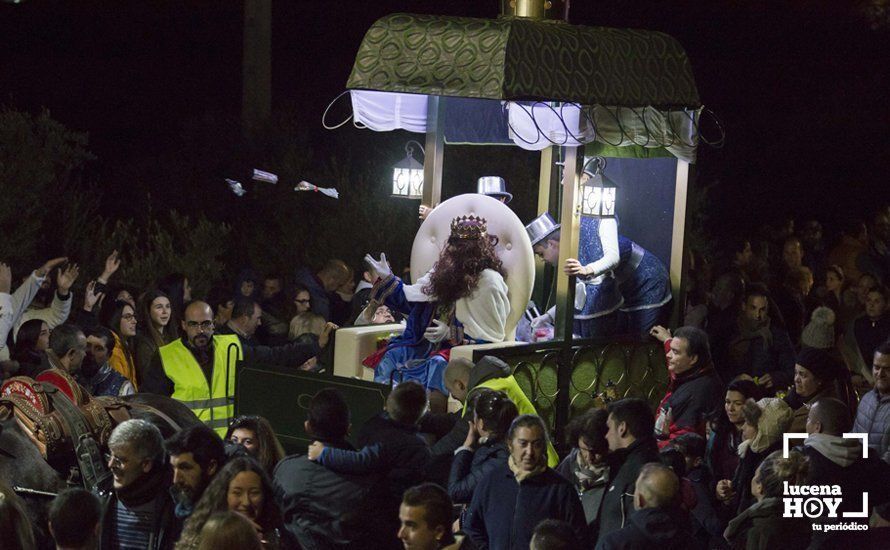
525;212;560;247
477;176;512;203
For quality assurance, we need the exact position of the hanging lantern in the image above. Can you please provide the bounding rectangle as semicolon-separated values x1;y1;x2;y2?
391;141;424;199
580;156;618;218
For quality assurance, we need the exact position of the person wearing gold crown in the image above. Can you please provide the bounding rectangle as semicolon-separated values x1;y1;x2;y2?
362;215;510;411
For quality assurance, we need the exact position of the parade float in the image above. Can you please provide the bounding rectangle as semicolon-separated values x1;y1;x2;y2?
239;0;715;452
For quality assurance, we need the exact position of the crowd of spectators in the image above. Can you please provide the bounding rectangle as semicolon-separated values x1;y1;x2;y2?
1;207;889;549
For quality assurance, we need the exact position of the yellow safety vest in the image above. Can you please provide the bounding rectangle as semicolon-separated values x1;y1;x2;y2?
463;375;560;468
158;335;243;436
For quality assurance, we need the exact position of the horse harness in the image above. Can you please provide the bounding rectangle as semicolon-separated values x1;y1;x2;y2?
0;369;132;495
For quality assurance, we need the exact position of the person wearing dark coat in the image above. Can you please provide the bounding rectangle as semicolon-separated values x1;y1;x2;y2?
100;419;178;550
595;398;661;543
799;397;890;546
447;389;516;509
653;327;724;447
596;463;694;550
436;356;559;466
463;415;586;550
721;398;792;517
139;301;327;397
723;450;811;550
273;389;384;550
672;433;726;549
307;382;431;550
709;285;796;394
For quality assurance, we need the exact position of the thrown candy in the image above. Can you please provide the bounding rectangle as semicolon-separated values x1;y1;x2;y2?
252;169;278;184
225;178;247;196
295;180;339;199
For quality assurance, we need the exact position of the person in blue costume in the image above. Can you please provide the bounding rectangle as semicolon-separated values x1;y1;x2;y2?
362;215;510;412
526;212;622;338
527;213;671;338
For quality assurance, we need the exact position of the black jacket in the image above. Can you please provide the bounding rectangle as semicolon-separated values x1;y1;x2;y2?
686;465;727;549
595;437;660;542
596;506;694;550
140;335;320;396
656;364;723;442
317;413;431;550
723;497;810;550
273;439;385;550
729;442;779;516
464;463;586;550
448;441;508;504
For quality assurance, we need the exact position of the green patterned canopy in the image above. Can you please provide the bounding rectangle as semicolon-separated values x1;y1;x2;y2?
347;13;700;109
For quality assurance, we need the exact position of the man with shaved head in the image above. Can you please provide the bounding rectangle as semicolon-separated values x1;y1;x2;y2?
431;356;558;466
595;463;692;549
802;397;890;537
141;300;333;435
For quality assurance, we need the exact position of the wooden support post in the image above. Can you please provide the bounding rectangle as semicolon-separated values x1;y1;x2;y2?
554;146;582;340
422;96;444;208
669;160;691;325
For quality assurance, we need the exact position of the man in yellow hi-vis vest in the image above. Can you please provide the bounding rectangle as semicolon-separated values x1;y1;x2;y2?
435;355;559;467
141;301;332;435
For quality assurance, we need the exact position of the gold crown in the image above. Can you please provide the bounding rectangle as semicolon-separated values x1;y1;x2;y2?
450;215;488;240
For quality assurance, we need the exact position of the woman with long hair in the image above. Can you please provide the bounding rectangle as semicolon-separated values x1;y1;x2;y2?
157;273;192;318
449;390;518;507
176;457;288;550
363;215;509;412
134;290;179;385
100;299;139;388
225;416;285;475
11;318;50;377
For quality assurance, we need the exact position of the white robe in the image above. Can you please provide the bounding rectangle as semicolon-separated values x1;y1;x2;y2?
403;268;510;343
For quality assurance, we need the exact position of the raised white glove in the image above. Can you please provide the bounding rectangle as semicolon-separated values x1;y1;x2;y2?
363;253;392;280
530;313;553;329
424;319;450;343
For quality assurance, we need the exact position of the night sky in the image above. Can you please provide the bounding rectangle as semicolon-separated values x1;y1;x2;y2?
2;0;888;236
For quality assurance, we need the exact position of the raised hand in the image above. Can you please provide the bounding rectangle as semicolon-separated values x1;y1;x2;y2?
419;204;433;220
83;280;105;312
363;253;392;280
36;257;67;278
56;263;80;295
649;325;672;343
100;250;121;282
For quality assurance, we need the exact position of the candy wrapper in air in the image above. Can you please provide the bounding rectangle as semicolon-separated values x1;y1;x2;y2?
226;179;246;197
295;180;339;199
252;169;278;184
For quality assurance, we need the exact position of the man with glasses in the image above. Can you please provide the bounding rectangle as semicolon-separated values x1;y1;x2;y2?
141;300;335;436
100;419;176;550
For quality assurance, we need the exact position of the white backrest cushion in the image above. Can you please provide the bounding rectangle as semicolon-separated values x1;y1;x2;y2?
411;194;534;341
